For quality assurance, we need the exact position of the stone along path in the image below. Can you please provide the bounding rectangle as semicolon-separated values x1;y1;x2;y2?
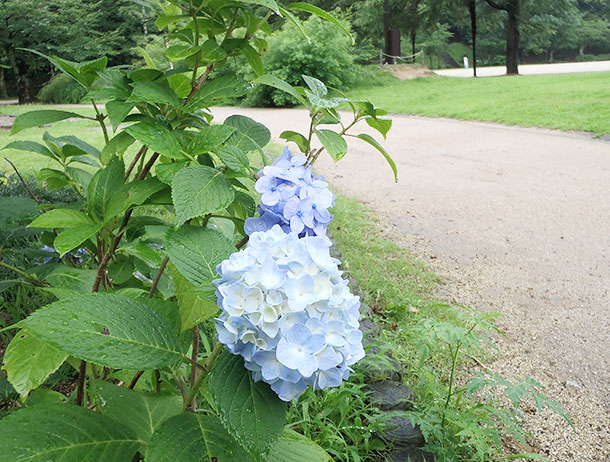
212;107;610;461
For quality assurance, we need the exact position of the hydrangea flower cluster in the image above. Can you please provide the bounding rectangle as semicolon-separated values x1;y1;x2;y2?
244;147;335;237
214;225;364;401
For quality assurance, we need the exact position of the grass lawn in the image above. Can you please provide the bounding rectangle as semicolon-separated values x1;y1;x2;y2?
0;105;131;173
348;71;610;134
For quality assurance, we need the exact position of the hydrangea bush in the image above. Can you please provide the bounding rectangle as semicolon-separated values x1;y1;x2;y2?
215;225;364;401
0;1;395;461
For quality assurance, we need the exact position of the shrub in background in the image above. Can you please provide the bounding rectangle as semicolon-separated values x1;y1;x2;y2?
37;73;86;104
242;15;356;107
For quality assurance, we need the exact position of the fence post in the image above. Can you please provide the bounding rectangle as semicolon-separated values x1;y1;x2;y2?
379;49;383;68
421;49;425;66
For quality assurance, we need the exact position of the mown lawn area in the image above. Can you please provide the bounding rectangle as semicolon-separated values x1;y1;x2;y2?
0;105;126;173
348;71;610;134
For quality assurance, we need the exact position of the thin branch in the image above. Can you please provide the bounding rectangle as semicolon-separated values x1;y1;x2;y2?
92;153;160;292
484;0;509;11
173;372;188;403
154;369;161;393
92;210;133;292
236;236;249;250
91;99;109;144
183;341;223;411
148;255;169;298
127;370;144;389
75;360;87;406
139;152;159;180
183;356;205;371
125;146;148;180
4;156;78;267
0;260;45;284
4;157;43;207
185;64;215;104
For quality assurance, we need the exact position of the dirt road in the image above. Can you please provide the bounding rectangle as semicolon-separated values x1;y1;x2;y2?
213;107;610;461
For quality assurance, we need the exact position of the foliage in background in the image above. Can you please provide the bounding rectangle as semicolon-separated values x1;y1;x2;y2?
0;173;80;344
0;0;150;101
37;74;87;104
239;15;357;107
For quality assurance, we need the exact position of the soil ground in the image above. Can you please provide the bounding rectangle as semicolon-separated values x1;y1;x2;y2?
386;64;435;80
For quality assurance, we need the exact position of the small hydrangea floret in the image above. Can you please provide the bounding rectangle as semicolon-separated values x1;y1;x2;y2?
214;225;364;401
244;147;335;237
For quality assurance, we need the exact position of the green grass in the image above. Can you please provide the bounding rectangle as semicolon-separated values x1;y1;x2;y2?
330;196;465;371
1;104;103;173
348;70;610;134
0;105;137;173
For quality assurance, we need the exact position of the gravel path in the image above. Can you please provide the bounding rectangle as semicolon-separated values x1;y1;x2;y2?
213;107;610;461
434;60;610;77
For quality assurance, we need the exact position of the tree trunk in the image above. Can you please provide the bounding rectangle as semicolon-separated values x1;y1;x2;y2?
383;0;392;64
0;68;8;99
6;46;31;104
411;30;416;57
469;0;477;77
505;0;519;75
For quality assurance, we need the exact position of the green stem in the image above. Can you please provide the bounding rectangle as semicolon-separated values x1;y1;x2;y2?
190;7;201;88
188;325;200;411
91;99;109;144
183;341;223;411
0;260;43;284
305;116;361;167
441;343;460;429
441;321;479;429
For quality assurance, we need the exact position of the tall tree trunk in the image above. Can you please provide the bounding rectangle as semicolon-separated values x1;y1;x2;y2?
469;0;477;77
0;68;8;99
6;46;30;103
505;0;519;75
383;0;391;64
411;29;416;57
485;0;520;75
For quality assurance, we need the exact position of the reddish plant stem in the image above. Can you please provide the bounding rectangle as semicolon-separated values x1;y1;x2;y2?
128;370;144;389
125;146;148;180
148;255;169;298
75;360;87;406
173;373;188;403
236;236;249;250
185;64;214;104
92;209;133;292
139;152;159;180
79;151;162;402
91;152;160;293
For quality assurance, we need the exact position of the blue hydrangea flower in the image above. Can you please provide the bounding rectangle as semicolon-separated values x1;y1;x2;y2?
244;147;335;237
214;225;365;401
41;245;88;264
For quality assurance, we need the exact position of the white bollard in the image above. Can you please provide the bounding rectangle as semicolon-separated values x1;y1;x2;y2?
463;57;469;69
